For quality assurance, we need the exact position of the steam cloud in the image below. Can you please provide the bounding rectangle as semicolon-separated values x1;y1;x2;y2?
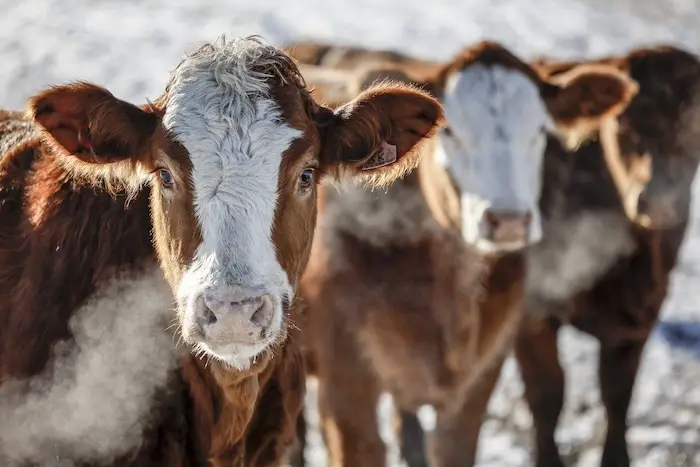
526;211;636;305
0;266;180;466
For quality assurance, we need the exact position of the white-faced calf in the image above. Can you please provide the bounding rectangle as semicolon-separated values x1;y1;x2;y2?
0;36;443;466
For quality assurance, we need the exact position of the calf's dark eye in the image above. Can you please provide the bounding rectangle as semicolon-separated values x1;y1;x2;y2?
158;168;174;188
300;168;315;188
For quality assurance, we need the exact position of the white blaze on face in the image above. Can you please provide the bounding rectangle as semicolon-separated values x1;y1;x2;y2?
434;64;550;252
163;38;300;366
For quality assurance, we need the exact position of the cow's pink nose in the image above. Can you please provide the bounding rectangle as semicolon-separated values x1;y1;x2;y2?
194;287;275;344
483;209;532;244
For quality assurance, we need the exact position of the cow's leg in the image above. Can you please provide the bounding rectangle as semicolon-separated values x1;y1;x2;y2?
515;316;565;467
395;410;428;467
428;355;505;467
286;409;307;467
596;331;650;467
317;337;385;467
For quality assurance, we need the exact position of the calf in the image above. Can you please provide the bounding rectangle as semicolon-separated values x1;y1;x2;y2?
517;46;700;467
289;42;637;466
0;36;443;466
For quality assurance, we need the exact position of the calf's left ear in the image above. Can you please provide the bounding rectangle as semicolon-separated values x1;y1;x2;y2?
28;82;159;164
318;82;444;187
542;65;639;127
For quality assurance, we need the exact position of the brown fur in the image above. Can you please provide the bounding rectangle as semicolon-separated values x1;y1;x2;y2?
518;45;700;467
288;42;638;467
0;39;444;467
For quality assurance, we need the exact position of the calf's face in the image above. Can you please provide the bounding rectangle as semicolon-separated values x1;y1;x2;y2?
28;37;443;370
430;46;638;254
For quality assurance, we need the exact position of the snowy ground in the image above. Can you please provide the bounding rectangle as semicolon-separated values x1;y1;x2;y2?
2;0;700;465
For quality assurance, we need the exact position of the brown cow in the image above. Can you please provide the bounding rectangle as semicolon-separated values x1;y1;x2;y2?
288;42;638;466
515;46;700;467
0;35;443;466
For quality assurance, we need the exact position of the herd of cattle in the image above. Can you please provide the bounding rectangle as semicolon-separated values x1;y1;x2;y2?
0;33;698;467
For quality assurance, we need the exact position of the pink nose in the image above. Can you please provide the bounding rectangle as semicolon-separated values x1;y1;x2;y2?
194;288;276;344
483;209;532;244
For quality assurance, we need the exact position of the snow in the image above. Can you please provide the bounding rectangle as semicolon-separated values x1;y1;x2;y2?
2;0;700;465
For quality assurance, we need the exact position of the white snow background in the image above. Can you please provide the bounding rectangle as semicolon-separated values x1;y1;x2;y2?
2;0;700;465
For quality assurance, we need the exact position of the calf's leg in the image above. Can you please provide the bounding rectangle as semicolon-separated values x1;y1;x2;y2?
428;355;504;467
286;410;307;467
317;335;385;467
596;330;651;467
396;410;428;467
515;316;565;467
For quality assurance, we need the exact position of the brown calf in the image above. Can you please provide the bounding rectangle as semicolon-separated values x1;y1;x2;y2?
288;41;637;466
0;36;443;466
517;46;700;467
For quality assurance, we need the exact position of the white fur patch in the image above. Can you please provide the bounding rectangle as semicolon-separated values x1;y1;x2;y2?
435;64;552;252
0;264;178;466
163;37;298;368
198;340;274;371
526;211;636;303
321;177;441;249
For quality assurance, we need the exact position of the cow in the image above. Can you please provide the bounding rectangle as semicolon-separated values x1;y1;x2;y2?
0;35;443;466
516;45;700;467
286;41;638;466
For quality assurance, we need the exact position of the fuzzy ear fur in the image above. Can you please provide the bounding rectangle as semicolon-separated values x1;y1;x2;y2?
320;81;444;188
28;82;159;164
542;64;639;147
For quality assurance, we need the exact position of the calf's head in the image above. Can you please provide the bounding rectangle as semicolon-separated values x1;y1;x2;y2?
591;47;700;229
28;36;442;370
411;43;638;253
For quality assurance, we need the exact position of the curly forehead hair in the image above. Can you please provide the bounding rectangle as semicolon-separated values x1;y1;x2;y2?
167;35;307;93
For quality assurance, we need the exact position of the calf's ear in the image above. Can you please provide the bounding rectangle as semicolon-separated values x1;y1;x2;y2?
318;82;444;187
28;82;159;164
543;65;638;127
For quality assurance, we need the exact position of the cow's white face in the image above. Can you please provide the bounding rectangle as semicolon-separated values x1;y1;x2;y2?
436;64;549;253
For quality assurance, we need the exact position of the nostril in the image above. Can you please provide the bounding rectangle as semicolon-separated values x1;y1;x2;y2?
250;296;274;327
195;296;218;327
202;306;217;325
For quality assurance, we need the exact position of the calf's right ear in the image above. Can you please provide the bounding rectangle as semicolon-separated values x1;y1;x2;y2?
28;82;159;164
318;82;444;188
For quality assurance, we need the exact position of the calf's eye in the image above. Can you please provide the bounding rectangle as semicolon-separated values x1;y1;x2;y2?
300;168;315;188
158;168;174;188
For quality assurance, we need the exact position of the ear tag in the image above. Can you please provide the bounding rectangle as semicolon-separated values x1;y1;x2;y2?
361;141;398;171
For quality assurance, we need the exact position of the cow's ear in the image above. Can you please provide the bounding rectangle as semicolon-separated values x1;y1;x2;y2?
29;82;159;164
318;82;444;187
